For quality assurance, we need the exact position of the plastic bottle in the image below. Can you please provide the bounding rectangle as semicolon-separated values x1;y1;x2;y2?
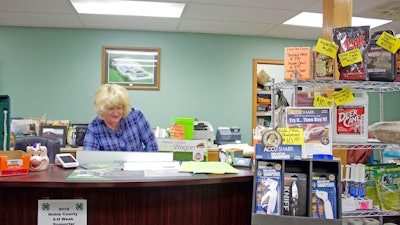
332;90;369;143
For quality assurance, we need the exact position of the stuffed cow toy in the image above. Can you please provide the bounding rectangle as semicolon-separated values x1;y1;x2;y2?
26;143;49;171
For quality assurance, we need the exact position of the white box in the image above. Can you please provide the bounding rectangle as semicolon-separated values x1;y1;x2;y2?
285;107;332;158
157;138;208;161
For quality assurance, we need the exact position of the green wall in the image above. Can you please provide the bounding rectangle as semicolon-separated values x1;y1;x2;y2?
0;26;398;144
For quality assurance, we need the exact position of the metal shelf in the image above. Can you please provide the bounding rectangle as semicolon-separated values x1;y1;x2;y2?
274;80;400;93
342;209;400;218
333;142;400;151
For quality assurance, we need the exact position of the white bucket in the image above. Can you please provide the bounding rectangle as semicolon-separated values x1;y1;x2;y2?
332;90;369;143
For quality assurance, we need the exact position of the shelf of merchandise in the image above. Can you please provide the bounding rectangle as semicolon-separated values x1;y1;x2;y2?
254;80;400;224
255;84;273;127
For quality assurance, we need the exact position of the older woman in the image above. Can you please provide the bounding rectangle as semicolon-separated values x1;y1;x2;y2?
83;84;158;151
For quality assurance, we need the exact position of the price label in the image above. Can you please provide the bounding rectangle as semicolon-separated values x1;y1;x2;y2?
332;88;354;106
313;94;333;107
278;128;304;146
315;38;339;59
376;31;400;54
338;49;363;67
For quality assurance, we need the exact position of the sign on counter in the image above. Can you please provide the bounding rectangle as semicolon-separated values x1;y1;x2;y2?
38;199;87;225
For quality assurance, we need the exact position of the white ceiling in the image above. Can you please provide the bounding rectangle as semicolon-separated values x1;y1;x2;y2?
0;0;399;40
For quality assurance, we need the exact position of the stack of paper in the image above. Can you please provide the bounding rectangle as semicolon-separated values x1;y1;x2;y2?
179;162;239;174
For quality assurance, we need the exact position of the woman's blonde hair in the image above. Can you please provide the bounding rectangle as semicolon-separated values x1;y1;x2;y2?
94;84;131;120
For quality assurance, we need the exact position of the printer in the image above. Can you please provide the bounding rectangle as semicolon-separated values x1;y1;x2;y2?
192;121;215;147
216;127;241;145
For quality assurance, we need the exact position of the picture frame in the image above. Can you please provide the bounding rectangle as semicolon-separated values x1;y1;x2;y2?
102;46;161;90
39;125;67;148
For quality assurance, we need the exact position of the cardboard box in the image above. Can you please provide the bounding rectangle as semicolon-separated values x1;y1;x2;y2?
285;107;332;159
208;146;219;162
157;139;208;161
0;150;30;176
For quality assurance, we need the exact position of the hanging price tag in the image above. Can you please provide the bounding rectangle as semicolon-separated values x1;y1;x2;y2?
313;94;333;107
315;38;339;59
338;49;363;67
376;31;400;54
332;88;354;106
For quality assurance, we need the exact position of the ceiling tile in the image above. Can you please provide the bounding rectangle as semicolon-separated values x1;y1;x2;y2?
263;24;322;40
183;3;299;24
0;12;82;27
0;0;74;13
179;19;275;36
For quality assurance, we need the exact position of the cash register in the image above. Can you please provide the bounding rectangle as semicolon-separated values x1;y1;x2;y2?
216;127;241;145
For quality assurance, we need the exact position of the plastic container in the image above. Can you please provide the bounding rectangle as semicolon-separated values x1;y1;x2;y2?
366;30;396;82
169;118;194;140
333;90;368;143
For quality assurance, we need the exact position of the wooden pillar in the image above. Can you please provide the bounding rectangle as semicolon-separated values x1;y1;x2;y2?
323;0;353;165
323;0;353;81
322;0;353;41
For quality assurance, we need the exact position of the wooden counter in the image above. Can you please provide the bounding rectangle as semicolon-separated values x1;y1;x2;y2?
0;166;254;225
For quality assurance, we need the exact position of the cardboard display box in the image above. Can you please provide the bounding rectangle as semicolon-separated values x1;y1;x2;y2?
157;139;208;162
0;150;30;176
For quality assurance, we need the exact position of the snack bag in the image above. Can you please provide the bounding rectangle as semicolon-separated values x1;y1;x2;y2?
332;26;370;80
312;46;335;81
374;166;400;211
365;163;397;207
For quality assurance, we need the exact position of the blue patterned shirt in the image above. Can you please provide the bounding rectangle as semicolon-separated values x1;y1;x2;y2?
83;108;158;151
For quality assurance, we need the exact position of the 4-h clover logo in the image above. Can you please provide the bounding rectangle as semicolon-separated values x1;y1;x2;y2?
42;202;50;211
76;202;84;211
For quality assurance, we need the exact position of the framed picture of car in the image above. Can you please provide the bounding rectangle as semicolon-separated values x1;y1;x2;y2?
102;46;161;90
39;125;68;148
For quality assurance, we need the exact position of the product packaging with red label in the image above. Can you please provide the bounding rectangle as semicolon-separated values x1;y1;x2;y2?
332;26;370;80
336;106;365;135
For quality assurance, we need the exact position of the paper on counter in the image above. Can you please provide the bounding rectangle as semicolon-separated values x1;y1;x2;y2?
123;161;181;171
179;161;239;174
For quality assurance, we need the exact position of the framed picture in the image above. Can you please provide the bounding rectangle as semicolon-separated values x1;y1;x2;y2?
39;125;67;147
102;46;161;90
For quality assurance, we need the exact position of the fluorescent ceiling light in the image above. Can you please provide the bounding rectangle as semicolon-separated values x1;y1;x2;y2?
283;12;392;29
70;0;185;18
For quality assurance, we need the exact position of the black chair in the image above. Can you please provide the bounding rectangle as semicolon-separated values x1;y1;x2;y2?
14;136;61;163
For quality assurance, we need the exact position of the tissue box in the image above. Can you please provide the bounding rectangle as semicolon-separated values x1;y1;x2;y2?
0;150;30;176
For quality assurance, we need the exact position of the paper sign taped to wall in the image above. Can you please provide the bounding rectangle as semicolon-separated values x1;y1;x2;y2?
284;47;311;80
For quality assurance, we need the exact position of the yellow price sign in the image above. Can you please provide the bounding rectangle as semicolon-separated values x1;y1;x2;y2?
338;49;363;67
376;31;400;54
315;38;339;59
313;94;333;107
332;88;354;106
278;128;304;146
